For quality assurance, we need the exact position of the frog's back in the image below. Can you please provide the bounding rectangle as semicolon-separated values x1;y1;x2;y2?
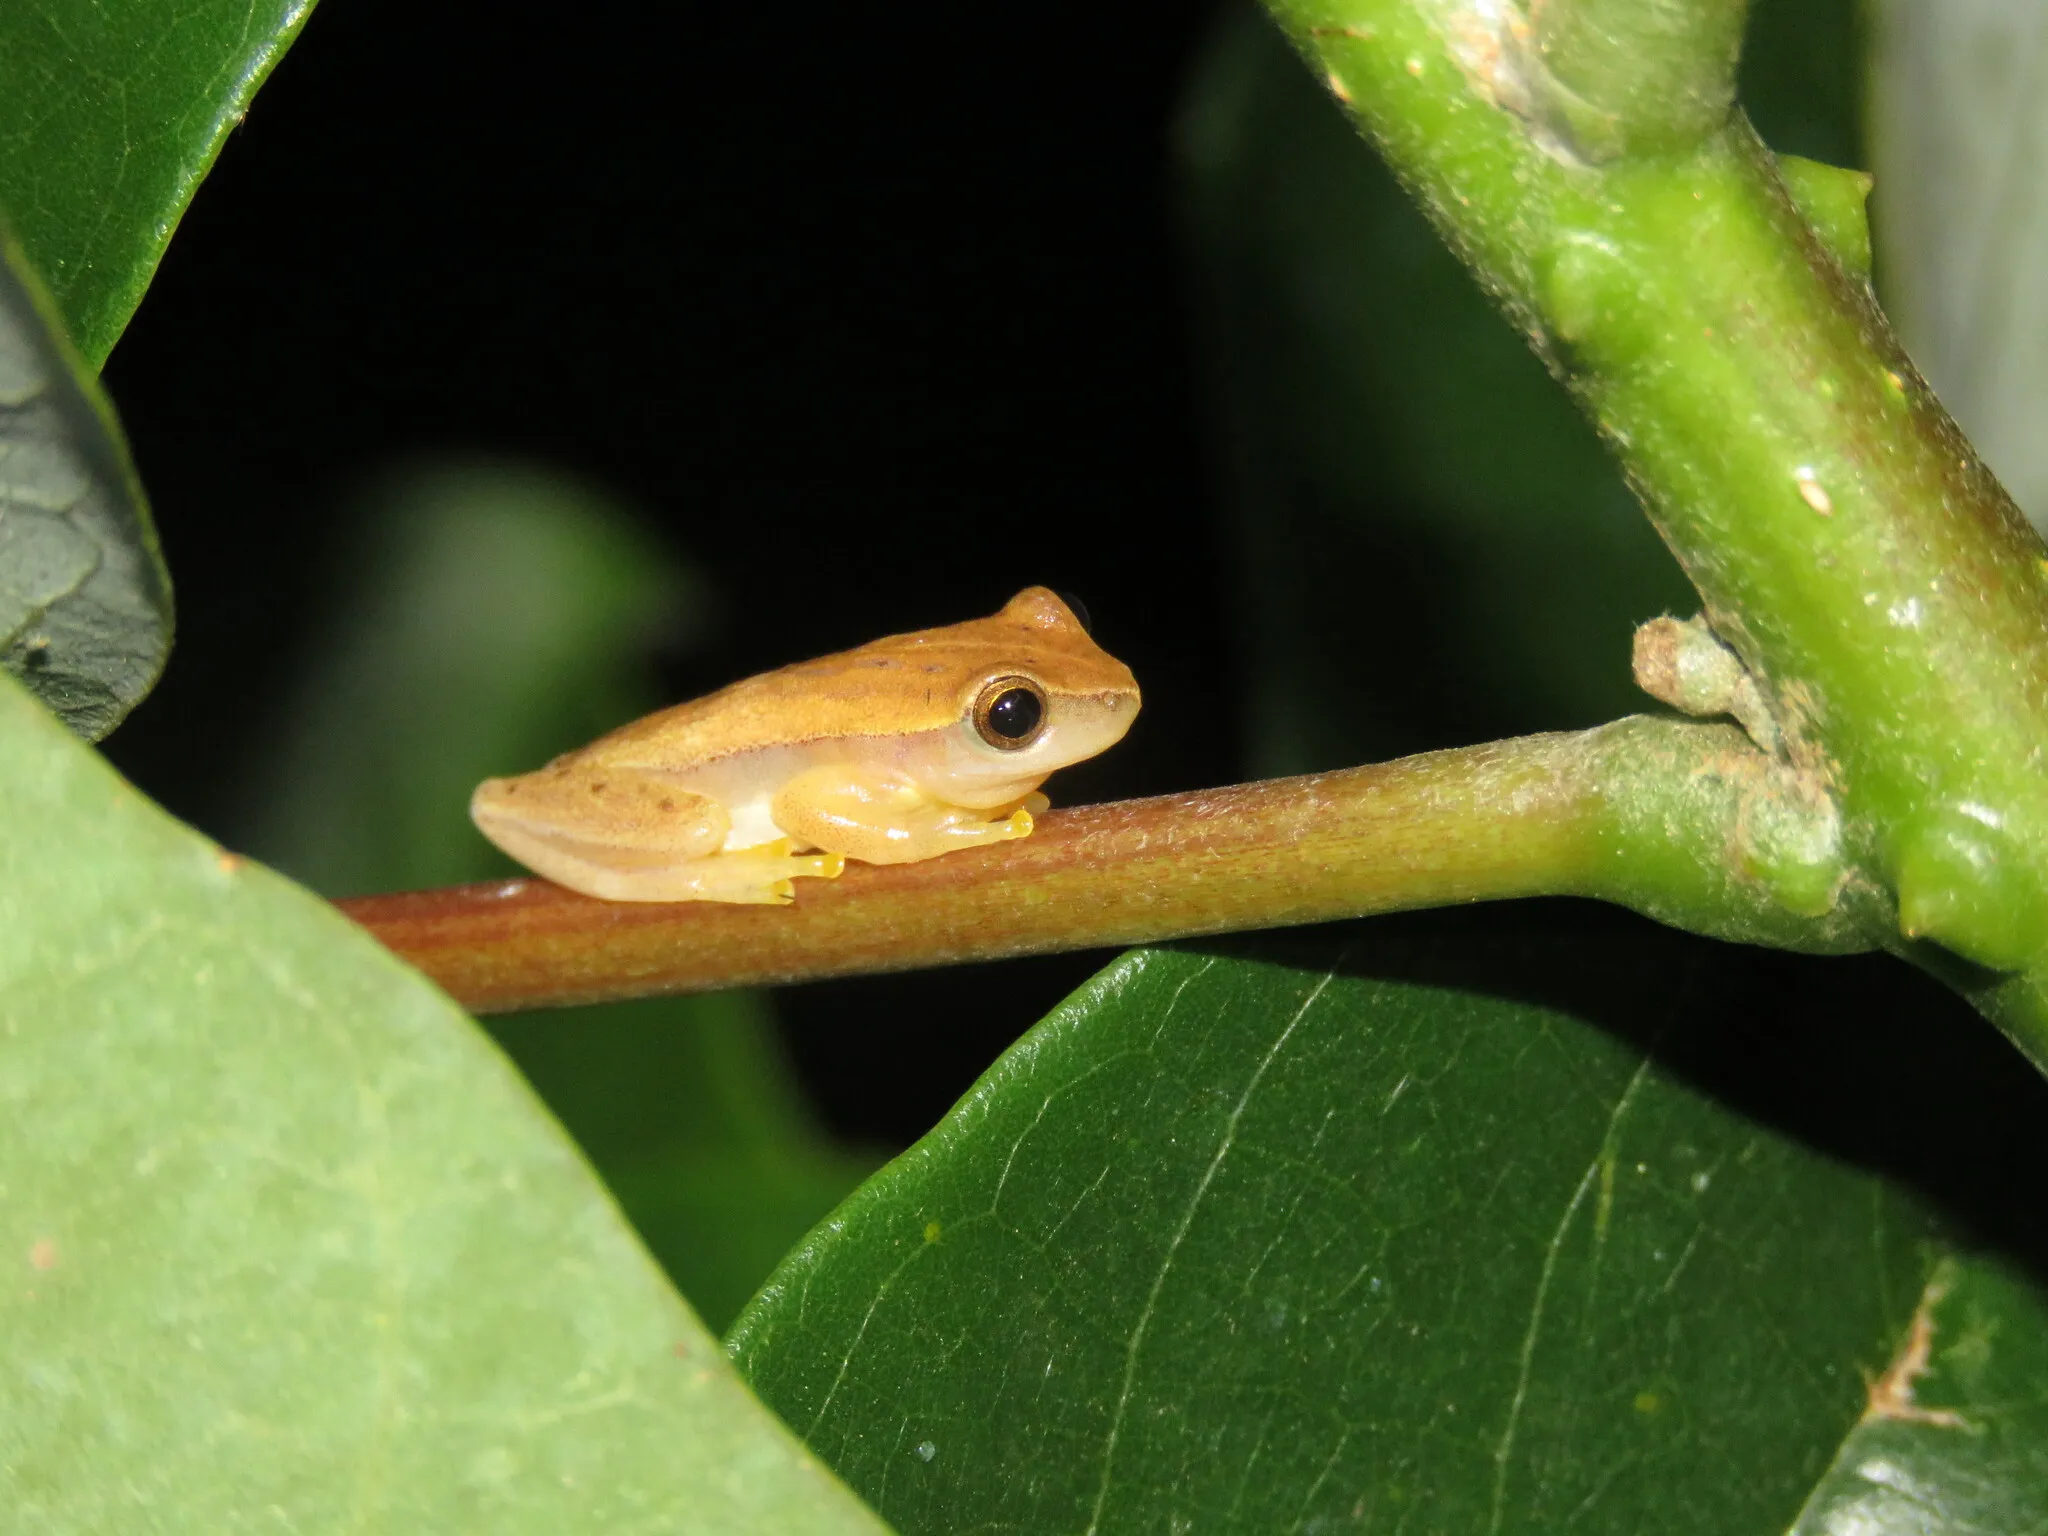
578;587;1133;770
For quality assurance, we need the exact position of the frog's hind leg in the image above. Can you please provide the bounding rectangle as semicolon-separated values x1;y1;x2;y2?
470;766;716;899
472;764;846;903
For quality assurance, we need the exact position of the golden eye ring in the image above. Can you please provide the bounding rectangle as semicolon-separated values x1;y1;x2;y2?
972;676;1048;750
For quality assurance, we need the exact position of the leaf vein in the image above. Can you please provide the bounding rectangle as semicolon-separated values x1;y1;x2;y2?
1488;1058;1651;1535
1082;960;1340;1536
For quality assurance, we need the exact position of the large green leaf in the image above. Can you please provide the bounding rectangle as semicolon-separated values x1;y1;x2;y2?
0;665;888;1531
730;925;2048;1531
234;458;877;1331
0;0;317;366
0;227;170;739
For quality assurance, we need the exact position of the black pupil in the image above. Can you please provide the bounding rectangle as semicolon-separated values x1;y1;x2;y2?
987;687;1042;741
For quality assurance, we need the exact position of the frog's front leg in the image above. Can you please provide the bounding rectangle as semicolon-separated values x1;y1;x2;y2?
771;766;1046;866
471;765;842;903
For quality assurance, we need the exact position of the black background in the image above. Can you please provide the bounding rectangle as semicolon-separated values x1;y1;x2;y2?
100;0;1234;1143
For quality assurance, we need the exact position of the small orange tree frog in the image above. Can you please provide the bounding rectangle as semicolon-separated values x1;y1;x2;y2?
470;587;1141;903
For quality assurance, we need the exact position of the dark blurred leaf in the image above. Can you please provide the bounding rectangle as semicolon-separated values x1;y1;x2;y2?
0;0;317;365
238;459;688;898
237;458;877;1329
0;226;170;738
730;920;2048;1532
1740;0;1863;169
0;665;889;1532
490;990;880;1334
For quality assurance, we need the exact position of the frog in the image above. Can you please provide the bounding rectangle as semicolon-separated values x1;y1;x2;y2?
469;587;1141;903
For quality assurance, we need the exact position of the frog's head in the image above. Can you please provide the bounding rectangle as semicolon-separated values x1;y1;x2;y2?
919;587;1141;807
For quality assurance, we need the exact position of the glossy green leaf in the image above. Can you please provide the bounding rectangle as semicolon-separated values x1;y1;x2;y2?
731;928;1982;1532
0;0;316;366
234;458;877;1331
1790;1254;2048;1534
0;226;170;739
0;666;889;1532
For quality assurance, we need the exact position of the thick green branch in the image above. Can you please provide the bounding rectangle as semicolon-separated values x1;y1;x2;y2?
340;719;1878;1015
1275;0;2048;1051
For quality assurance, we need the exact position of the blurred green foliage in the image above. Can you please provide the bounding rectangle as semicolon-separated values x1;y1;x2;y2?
231;460;877;1330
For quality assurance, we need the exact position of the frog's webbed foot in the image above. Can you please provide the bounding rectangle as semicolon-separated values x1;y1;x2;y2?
696;840;847;905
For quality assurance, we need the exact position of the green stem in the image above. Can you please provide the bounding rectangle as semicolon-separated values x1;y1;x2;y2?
341;720;1878;1015
1271;0;2048;1060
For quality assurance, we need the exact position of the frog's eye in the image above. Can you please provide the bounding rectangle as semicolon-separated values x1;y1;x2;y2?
973;676;1047;750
